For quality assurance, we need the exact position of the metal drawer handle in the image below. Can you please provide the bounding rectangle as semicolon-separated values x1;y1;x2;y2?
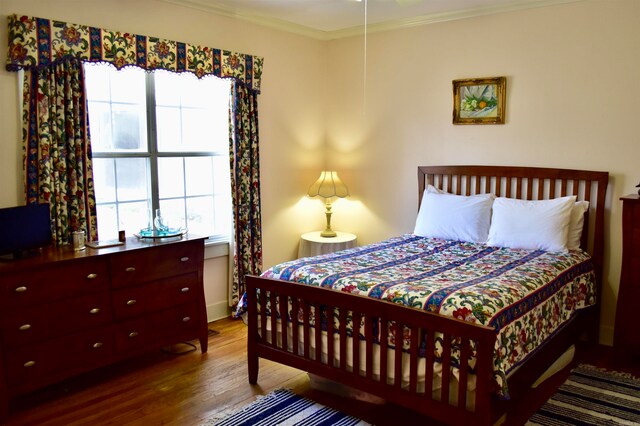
128;331;139;338
182;316;191;322
180;256;190;262
19;324;32;331
87;273;98;279
89;308;100;314
24;361;36;368
126;299;137;306
15;286;28;293
181;287;190;293
92;342;103;349
125;267;136;273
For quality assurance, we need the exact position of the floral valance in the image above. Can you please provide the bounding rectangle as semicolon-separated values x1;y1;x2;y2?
6;14;263;92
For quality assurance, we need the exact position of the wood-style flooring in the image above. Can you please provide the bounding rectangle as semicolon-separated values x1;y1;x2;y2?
1;317;637;426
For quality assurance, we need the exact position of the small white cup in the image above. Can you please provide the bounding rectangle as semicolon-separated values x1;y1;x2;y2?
72;230;86;251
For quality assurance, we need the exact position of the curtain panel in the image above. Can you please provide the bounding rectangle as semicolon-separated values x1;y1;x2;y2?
229;83;263;307
6;14;263;92
22;59;98;245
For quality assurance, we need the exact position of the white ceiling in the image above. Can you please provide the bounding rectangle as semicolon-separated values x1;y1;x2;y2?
162;0;584;39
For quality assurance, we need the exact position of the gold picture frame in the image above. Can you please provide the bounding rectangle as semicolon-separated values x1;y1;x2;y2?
453;76;506;125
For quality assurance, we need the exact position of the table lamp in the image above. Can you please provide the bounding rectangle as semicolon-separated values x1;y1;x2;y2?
307;171;349;237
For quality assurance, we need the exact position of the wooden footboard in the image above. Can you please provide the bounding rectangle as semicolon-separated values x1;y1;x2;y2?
246;275;498;426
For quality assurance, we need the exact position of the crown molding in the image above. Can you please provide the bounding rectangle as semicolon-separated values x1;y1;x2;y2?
162;0;585;41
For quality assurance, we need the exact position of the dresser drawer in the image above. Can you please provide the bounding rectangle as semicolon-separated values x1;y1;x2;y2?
115;302;199;354
112;273;199;320
0;258;109;308
1;291;112;347
4;325;114;387
110;241;202;288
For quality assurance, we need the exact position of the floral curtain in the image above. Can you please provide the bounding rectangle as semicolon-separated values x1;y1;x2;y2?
229;82;263;307
21;59;97;245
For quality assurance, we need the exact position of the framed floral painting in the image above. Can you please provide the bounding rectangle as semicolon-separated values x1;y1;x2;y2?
452;76;506;124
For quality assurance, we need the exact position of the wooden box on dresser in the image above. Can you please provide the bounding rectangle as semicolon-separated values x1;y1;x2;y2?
0;235;208;417
614;195;640;364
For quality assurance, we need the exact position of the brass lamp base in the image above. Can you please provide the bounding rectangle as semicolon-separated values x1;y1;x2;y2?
321;199;337;238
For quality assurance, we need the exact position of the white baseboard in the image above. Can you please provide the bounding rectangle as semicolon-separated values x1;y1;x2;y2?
206;300;231;322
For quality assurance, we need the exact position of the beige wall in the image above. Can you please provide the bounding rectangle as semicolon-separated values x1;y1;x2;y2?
326;0;640;344
1;0;637;342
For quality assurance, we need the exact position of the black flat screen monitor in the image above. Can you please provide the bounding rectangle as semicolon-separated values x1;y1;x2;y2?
0;203;52;259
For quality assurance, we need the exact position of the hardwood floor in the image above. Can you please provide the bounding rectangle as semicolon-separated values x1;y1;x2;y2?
2;317;637;426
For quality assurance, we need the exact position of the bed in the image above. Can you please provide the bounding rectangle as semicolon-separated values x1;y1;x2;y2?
245;165;608;426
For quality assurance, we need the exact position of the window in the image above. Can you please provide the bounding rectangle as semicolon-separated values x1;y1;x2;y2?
84;64;232;242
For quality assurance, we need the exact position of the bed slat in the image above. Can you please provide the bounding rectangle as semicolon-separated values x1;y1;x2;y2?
458;337;470;409
365;315;373;379
339;309;347;371
409;326;419;393
302;301;310;359
327;307;335;367
352;313;361;376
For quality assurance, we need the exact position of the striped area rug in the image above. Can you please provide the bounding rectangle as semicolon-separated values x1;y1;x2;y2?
527;364;640;425
208;389;371;426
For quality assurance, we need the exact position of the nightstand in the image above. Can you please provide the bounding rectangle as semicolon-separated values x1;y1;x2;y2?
298;231;357;258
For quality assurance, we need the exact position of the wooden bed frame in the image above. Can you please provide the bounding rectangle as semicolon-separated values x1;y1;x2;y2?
246;165;608;426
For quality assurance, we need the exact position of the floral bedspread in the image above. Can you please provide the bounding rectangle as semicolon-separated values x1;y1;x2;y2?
260;234;596;396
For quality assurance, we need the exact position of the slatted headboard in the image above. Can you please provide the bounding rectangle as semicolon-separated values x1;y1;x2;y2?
418;165;609;298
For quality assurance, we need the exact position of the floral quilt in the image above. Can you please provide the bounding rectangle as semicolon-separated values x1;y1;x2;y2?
260;234;596;396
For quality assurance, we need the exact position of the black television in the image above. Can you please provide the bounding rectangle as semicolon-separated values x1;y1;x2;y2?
0;203;52;259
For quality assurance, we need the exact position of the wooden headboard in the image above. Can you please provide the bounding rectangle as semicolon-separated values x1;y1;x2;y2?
418;165;609;295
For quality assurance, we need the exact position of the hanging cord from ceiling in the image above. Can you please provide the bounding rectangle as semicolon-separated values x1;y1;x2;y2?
363;0;368;115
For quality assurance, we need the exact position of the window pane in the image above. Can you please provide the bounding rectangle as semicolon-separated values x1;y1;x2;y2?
111;104;147;151
85;63;148;153
87;101;112;152
185;157;213;196
186;196;215;237
110;67;146;104
116;158;149;202
92;158;116;203
154;70;181;106
96;204;117;240
119;201;151;237
158;157;185;199
156;106;182;151
84;63;111;102
179;76;209;108
212;156;231;197
159;199;186;230
181;109;223;152
154;71;231;153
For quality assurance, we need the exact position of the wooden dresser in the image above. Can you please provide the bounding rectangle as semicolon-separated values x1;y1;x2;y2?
0;235;208;416
614;195;640;363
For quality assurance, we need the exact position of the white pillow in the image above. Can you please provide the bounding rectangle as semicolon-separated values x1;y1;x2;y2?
567;201;589;250
413;188;495;243
486;196;576;252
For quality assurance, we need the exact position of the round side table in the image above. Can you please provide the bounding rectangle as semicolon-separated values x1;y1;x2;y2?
297;231;357;258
